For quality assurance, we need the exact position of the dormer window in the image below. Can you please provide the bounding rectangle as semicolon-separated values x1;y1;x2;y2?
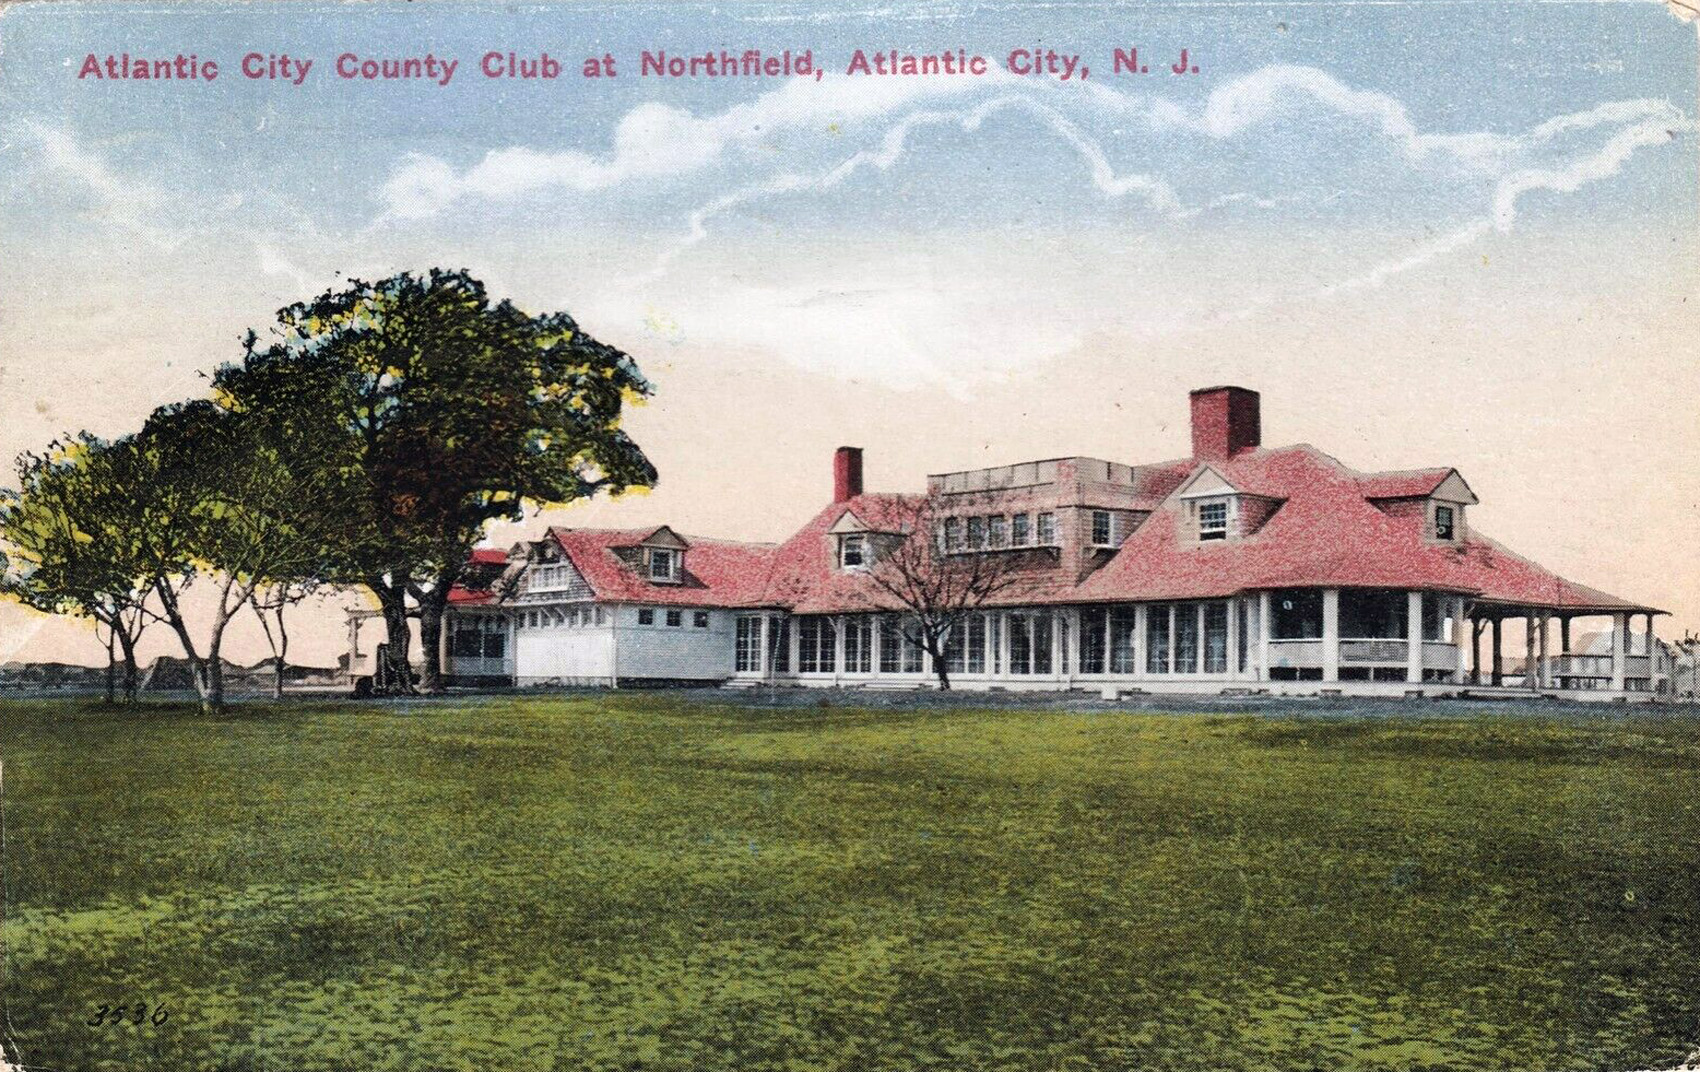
648;548;678;582
1091;510;1113;546
1198;501;1228;541
839;533;866;570
1434;504;1455;541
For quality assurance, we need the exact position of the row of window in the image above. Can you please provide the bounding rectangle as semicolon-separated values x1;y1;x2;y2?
636;607;712;629
517;605;608;630
735;604;1242;676
527;563;577;590
941;511;1059;552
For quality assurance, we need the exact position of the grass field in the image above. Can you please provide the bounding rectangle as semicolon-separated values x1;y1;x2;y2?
0;694;1696;1072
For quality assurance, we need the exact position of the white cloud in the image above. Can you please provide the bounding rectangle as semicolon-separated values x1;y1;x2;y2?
13;121;183;251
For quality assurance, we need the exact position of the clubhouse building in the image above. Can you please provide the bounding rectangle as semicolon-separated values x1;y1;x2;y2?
356;387;1671;699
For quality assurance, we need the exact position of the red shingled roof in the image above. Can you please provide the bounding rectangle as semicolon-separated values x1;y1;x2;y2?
445;445;1655;617
1073;445;1655;612
550;527;775;607
1357;468;1455;500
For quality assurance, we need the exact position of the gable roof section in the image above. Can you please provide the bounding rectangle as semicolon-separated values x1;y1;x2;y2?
1073;445;1655;612
550;527;775;606
1359;467;1478;504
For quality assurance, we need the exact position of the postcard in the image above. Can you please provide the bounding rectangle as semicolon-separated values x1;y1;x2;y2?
0;1;1697;1069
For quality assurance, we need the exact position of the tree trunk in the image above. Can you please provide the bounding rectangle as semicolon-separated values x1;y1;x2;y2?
418;589;450;694
272;602;289;701
102;623;117;706
116;627;140;704
369;577;417;695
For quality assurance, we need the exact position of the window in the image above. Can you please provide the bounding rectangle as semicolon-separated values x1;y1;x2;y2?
1146;606;1171;674
769;618;790;673
1434;505;1455;541
666;609;683;628
1271;590;1323;640
967;516;987;550
799;617;836;673
943;517;963;552
879;617;923;674
1091;510;1113;546
694;611;710;629
988;515;1007;549
1110;608;1139;674
844;616;872;673
1199;501;1228;541
1080;611;1107;675
1011;513;1030;546
839;533;866;569
594;607;606;626
735;616;762;672
1204;603;1228;673
1176;605;1200;673
649;548;677;581
945;614;989;675
637;608;655;625
1036;512;1057;545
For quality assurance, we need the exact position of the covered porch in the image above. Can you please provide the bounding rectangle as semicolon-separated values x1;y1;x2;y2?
1465;603;1666;698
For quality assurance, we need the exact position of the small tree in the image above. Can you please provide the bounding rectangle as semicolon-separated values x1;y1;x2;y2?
0;436;157;704
858;498;1026;690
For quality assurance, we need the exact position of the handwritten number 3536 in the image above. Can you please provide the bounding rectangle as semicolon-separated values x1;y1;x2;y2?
87;1003;168;1027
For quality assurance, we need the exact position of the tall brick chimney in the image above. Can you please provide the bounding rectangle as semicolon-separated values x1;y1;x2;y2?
1190;386;1261;464
833;446;864;502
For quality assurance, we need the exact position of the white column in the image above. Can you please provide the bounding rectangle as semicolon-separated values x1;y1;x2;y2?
833;616;845;684
1406;591;1424;685
997;611;1011;678
1258;591;1271;682
1167;604;1178;677
1133;604;1147;679
1451;598;1467;683
1322;589;1340;682
1195;604;1207;675
1610;612;1627;692
1226;597;1241;681
1525;614;1537;690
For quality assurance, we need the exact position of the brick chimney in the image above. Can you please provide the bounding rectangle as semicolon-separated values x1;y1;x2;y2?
833;446;864;502
1190;386;1261;464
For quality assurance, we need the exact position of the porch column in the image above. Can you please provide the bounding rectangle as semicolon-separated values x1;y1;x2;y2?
1167;604;1178;677
439;615;452;683
1056;609;1069;682
1406;591;1424;685
1560;617;1572;657
1451;598;1468;684
1227;597;1241;681
1491;617;1503;686
1541;613;1553;689
998;611;1011;678
1195;604;1207;674
345;614;361;685
1530;611;1543;686
833;616;845;684
1133;604;1147;679
1610;611;1626;692
1322;589;1340;682
1258;591;1272;682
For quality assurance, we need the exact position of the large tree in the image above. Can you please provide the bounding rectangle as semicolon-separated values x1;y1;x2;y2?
212;269;656;693
0;436;159;704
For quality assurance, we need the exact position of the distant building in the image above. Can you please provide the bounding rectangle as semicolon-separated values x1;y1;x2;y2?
348;387;1666;699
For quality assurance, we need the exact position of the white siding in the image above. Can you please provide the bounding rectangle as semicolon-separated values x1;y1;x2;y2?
610;605;737;682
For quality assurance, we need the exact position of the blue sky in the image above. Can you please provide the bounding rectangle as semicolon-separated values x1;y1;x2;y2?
2;1;1698;659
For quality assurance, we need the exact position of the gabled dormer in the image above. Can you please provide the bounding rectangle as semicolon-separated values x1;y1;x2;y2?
1363;469;1478;543
632;525;689;583
828;509;874;571
1174;466;1283;544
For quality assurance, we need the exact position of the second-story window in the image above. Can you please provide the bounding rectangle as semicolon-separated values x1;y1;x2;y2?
1199;501;1228;541
942;517;962;552
1091;510;1113;546
839;533;866;569
666;609;683;627
988;515;1007;549
1011;513;1030;546
967;516;987;550
1037;512;1057;545
649;548;677;581
1434;504;1455;541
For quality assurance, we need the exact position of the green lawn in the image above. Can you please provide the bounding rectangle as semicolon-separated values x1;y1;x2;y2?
0;695;1696;1072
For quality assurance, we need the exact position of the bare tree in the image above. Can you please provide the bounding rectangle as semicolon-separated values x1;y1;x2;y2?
857;497;1026;690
